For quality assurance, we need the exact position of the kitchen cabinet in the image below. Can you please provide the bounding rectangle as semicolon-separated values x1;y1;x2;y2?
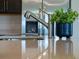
6;0;21;14
0;0;4;13
0;0;21;14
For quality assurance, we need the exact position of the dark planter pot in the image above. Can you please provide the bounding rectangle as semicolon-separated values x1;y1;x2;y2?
56;23;73;38
52;23;54;36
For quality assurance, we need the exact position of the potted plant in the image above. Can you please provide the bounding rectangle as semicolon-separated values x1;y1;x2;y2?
51;8;79;38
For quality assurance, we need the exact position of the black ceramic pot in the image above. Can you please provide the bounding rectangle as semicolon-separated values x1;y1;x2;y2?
56;23;73;38
52;23;54;36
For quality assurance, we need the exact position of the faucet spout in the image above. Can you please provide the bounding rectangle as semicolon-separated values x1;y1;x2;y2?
24;11;31;19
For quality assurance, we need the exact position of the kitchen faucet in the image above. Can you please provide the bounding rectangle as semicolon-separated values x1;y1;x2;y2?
24;10;54;59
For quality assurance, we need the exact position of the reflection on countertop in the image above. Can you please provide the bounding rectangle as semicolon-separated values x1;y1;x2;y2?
0;40;21;59
21;36;79;59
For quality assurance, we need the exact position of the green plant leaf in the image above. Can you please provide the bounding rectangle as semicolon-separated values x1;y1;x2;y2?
51;8;79;23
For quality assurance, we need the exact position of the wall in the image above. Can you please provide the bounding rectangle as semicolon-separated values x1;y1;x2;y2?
0;15;21;35
72;0;79;59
